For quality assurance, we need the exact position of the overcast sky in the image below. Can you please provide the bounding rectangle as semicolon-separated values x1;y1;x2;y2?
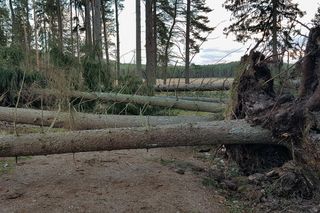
117;0;320;65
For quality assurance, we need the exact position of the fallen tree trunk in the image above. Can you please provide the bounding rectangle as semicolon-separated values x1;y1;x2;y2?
32;89;225;113
155;81;232;92
0;106;216;130
0;120;284;157
156;96;227;103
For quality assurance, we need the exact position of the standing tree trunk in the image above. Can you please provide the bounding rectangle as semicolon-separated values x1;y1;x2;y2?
85;0;92;50
153;0;157;76
145;0;157;87
70;0;74;56
271;0;279;68
136;0;142;78
56;0;63;52
9;0;16;43
101;0;110;65
93;0;102;58
185;0;191;85
115;0;120;81
75;4;80;63
32;0;39;70
163;0;178;85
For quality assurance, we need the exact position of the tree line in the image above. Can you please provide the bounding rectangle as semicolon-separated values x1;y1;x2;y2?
0;0;319;93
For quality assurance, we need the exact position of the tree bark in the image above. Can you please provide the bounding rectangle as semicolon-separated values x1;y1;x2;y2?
163;0;178;85
32;0;39;69
101;0;110;65
56;0;63;52
185;0;191;85
145;0;157;86
70;0;74;56
0;120;283;157
32;89;225;113
156;96;226;103
227;28;320;175
0;107;216;130
136;0;142;78
271;0;278;60
115;0;120;80
85;0;92;49
93;0;102;58
75;4;80;63
9;0;16;43
155;81;232;92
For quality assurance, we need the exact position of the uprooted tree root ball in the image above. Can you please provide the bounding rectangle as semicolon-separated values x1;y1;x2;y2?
226;27;320;199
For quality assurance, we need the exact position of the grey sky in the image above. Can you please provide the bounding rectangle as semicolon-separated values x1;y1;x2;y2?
118;0;320;65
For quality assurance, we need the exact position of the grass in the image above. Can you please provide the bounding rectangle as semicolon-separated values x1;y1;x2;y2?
202;177;219;188
159;158;176;166
0;158;15;175
0;156;33;176
226;199;254;213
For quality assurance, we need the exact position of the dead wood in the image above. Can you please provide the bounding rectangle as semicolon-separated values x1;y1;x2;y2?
156;96;227;103
226;27;320;197
154;81;232;92
0;120;284;157
0;106;216;130
31;89;225;113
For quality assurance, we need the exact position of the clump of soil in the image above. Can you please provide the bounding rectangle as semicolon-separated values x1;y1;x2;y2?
202;148;320;212
225;27;320;200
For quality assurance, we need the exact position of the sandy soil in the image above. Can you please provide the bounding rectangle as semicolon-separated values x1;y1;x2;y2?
0;147;226;213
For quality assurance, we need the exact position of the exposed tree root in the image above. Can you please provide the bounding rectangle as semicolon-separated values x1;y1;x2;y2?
226;27;320;198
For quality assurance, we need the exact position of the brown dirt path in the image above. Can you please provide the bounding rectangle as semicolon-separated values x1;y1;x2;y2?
0;147;226;213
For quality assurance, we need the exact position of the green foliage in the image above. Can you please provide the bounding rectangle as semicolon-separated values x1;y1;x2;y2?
0;0;9;46
120;62;239;78
188;0;214;54
224;0;305;50
106;73;163;115
0;46;24;67
202;177;219;188
312;7;320;27
50;45;74;67
117;74;148;95
82;56;111;92
165;62;239;78
0;158;15;175
0;67;43;106
10;0;32;48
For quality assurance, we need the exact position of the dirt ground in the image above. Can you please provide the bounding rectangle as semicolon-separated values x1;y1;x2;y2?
0;147;227;213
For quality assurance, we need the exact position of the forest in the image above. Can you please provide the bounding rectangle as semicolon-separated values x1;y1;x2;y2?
0;0;320;212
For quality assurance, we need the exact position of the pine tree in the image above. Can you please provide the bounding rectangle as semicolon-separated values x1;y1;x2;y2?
136;0;142;78
224;0;305;63
312;6;320;27
9;0;32;51
101;0;115;66
157;0;181;85
114;0;124;82
0;0;9;46
145;0;157;87
93;0;102;58
184;0;213;84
